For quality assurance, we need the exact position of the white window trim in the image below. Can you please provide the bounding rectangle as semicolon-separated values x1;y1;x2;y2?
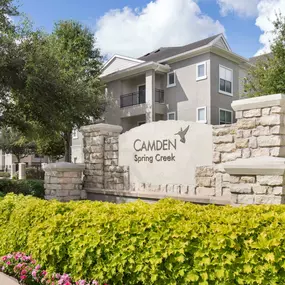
137;121;146;126
167;112;176;120
219;108;233;125
196;107;207;124
167;71;176;88
196;61;207;81
72;129;78;139
219;64;233;96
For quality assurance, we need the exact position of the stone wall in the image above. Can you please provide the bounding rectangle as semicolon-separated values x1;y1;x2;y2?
195;94;285;205
80;124;129;192
230;174;285;205
43;162;85;202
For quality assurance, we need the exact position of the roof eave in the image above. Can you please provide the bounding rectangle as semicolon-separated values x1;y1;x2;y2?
158;45;212;64
100;62;171;83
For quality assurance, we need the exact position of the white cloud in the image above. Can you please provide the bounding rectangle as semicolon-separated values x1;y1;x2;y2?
217;0;259;17
95;0;225;58
255;0;285;55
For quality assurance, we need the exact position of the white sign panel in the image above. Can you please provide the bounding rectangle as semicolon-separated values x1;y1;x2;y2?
119;121;213;186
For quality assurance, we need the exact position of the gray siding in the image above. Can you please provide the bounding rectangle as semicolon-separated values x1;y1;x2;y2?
164;53;211;123
210;53;240;125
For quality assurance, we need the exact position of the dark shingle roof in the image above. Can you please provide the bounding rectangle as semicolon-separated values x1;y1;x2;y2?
249;53;273;64
138;34;221;63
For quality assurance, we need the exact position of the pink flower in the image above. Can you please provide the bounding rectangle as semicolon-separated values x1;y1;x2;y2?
20;275;27;280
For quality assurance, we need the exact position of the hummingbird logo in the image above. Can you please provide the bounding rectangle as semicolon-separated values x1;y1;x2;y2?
175;126;190;143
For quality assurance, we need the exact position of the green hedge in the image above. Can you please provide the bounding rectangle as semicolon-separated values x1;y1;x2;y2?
0;172;10;178
1;194;285;284
0;180;44;198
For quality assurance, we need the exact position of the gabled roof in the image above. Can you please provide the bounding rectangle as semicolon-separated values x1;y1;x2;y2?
102;55;144;70
249;53;273;65
138;34;226;63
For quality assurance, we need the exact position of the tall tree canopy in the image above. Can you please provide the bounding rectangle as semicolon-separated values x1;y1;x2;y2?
0;7;106;161
245;15;285;97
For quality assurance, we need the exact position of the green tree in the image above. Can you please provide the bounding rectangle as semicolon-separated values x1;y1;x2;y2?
245;14;285;97
0;128;36;162
3;20;105;162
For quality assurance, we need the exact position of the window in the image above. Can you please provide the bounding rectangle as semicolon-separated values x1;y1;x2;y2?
219;109;233;125
167;71;176;88
167;112;176;120
196;107;207;123
219;65;233;95
72;129;78;139
196;62;207;81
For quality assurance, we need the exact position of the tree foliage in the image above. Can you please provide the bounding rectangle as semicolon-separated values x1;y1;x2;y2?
245;14;285;97
0;8;106;161
0;128;36;162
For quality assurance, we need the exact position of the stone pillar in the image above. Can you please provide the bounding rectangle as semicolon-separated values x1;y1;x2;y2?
10;163;16;179
145;70;155;123
18;163;26;180
224;157;285;205
80;124;129;193
43;162;84;201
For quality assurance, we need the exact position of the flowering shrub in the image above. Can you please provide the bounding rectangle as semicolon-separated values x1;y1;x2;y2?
0;252;105;285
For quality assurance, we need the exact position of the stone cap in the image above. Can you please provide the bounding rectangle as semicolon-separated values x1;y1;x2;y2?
232;94;285;111
224;156;285;175
80;123;123;134
43;162;85;172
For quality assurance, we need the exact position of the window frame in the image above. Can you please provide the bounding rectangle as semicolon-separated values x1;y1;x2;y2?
72;129;78;139
196;61;207;81
167;71;176;88
196;107;207;124
167;112;176;120
219;65;233;96
219;108;233;125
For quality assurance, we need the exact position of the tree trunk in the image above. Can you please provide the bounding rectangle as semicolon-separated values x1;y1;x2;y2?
64;132;72;162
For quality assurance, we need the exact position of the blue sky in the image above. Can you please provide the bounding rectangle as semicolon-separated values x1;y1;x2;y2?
16;0;278;59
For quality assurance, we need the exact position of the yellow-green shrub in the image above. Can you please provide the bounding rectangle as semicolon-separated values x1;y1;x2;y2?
1;194;285;284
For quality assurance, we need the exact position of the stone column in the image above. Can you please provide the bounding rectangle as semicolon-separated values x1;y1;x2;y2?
43;162;84;201
10;164;16;179
145;70;156;123
18;163;26;180
80;124;129;193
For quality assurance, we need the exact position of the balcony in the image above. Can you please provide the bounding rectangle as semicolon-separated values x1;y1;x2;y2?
119;89;165;118
120;89;164;108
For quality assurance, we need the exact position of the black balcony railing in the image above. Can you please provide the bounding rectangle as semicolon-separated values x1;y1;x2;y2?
120;89;164;108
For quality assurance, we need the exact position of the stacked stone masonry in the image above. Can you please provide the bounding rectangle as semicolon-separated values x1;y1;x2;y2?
213;106;285;165
44;168;84;202
194;95;285;205
81;125;129;192
230;174;285;204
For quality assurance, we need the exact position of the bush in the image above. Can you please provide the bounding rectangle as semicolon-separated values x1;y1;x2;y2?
14;167;45;180
0;180;44;198
1;194;285;284
0;252;105;285
0;172;10;178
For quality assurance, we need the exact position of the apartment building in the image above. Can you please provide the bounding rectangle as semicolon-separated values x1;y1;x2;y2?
71;34;251;163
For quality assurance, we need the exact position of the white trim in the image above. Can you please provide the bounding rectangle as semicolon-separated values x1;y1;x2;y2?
100;61;171;82
102;54;144;70
219;64;233;96
167;112;176;120
72;129;78;139
219;108;233;125
137;121;146;126
167;71;176;88
196;61;207;81
196;107;207;123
